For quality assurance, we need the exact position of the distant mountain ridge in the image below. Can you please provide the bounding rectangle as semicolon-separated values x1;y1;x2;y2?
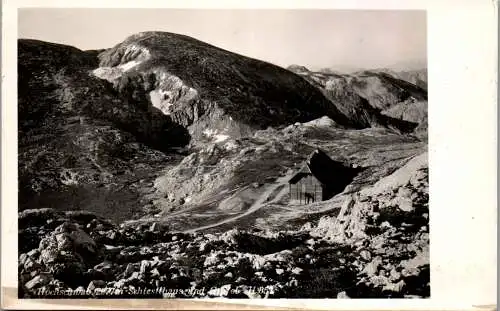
287;65;427;137
376;68;427;91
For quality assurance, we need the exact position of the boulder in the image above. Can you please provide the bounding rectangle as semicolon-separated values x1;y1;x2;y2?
401;267;421;277
114;279;126;289
40;247;59;266
396;197;414;212
409;169;427;187
140;260;150;275
123;263;135;277
94;261;113;273
54;222;98;254
397;187;412;198
389;268;402;281
149;222;159;232
363;256;383;276
19;253;29;266
382;280;405;293
337;291;351;299
359;250;372;261
27;249;40;258
23;257;41;273
36;222;102;288
366;275;387;287
19;208;62;229
24;273;53;290
75;286;86;292
87;279;107;292
291;267;303;275
150;268;161;277
243;286;262;299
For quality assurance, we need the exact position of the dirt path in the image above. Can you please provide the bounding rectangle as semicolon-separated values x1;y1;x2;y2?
183;171;294;234
274;195;346;216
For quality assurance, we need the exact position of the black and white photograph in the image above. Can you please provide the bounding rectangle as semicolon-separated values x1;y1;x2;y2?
2;0;497;309
14;8;432;300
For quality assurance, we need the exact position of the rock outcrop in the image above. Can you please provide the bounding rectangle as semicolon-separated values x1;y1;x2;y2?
287;66;428;136
308;152;429;297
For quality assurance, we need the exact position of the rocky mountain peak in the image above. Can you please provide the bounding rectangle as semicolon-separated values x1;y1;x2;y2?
91;32;360;145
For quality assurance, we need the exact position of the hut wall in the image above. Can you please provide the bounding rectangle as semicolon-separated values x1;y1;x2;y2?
289;174;323;205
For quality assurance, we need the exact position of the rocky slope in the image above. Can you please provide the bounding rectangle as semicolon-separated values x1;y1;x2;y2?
92;32;361;143
18;39;190;221
287;65;428;135
136;116;425;230
18;151;428;298
377;68;428;91
18;35;355;219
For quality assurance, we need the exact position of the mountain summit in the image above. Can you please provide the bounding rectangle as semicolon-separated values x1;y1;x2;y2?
92;31;360;144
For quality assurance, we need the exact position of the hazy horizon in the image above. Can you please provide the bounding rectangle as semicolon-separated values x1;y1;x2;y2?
18;9;427;71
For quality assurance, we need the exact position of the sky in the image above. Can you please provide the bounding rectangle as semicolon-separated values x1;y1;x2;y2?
18;9;426;71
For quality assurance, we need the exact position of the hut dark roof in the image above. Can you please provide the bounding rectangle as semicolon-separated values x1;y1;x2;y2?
288;149;355;185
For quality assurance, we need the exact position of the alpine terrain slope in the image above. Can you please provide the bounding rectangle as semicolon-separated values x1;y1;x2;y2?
287;65;428;140
18;32;429;299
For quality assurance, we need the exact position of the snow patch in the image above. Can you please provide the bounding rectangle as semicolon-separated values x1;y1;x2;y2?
303;116;337;128
202;129;230;143
147;70;199;116
118;60;142;72
214;134;230;143
91;67;123;81
92;45;150;81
